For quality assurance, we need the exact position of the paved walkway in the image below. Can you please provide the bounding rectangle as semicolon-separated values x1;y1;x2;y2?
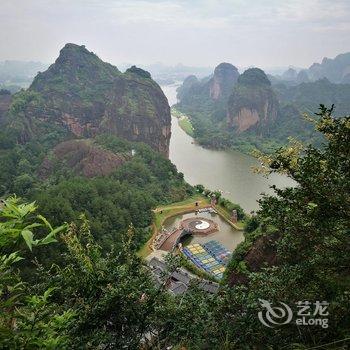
157;228;183;251
153;201;209;213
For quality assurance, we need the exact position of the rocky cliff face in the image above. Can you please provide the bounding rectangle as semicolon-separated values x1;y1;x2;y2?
39;139;126;178
227;68;279;135
227;233;279;287
176;62;239;107
209;63;239;101
24;44;171;156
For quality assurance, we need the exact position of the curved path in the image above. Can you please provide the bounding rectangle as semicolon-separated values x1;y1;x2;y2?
157;214;217;252
158;229;183;251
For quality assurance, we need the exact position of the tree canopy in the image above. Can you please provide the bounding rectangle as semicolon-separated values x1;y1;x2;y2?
0;106;349;349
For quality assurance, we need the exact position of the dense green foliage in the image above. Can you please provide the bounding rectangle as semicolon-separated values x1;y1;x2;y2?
275;78;350;116
0;198;172;349
237;68;271;87
0;123;191;252
0;107;349;349
176;66;350;154
176;68;284;153
221;106;350;347
30;44;120;102
1;43;171;163
126;65;152;79
27;44;163;121
33;137;191;251
181;107;284;153
217;197;245;221
0;198;71;348
193;184;246;221
9;89;43;116
151;106;350;349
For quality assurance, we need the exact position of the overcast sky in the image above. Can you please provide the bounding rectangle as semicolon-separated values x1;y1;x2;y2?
1;0;349;69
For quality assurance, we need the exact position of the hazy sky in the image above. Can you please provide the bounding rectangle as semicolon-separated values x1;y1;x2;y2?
1;0;349;69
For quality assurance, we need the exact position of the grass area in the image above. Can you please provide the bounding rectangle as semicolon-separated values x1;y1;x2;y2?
138;194;210;258
138;225;157;258
170;107;182;118
171;107;194;137
178;117;194;137
153;194;210;228
214;203;245;230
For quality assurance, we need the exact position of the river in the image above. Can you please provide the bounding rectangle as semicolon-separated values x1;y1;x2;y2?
162;83;295;212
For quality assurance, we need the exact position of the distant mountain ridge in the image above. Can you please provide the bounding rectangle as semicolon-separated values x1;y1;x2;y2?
175;59;350;153
176;65;280;136
0;60;48;81
278;52;350;84
308;52;350;83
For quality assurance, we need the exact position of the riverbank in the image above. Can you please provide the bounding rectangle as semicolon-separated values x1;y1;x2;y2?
168;114;295;212
174;103;285;156
161;83;295;212
171;108;194;137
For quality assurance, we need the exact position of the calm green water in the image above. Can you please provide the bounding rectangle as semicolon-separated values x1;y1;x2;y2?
163;212;244;252
162;83;295;212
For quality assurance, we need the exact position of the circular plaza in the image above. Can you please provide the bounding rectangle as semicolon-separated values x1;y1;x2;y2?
179;217;218;235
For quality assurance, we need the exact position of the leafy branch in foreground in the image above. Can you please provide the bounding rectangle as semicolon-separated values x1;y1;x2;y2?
0;197;71;349
0;196;67;252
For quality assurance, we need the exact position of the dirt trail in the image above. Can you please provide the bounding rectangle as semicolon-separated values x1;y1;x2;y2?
153;200;209;213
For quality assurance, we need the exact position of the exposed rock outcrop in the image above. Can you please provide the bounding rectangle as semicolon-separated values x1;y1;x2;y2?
227;233;279;287
176;62;238;107
22;44;171;156
209;63;239;101
227;68;279;135
39;139;126;178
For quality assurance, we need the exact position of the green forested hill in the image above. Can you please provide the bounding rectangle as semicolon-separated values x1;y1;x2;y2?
1;107;349;349
176;66;350;154
1;44;349;350
5;43;171;156
274;78;350;116
0;44;191;253
0;130;191;252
